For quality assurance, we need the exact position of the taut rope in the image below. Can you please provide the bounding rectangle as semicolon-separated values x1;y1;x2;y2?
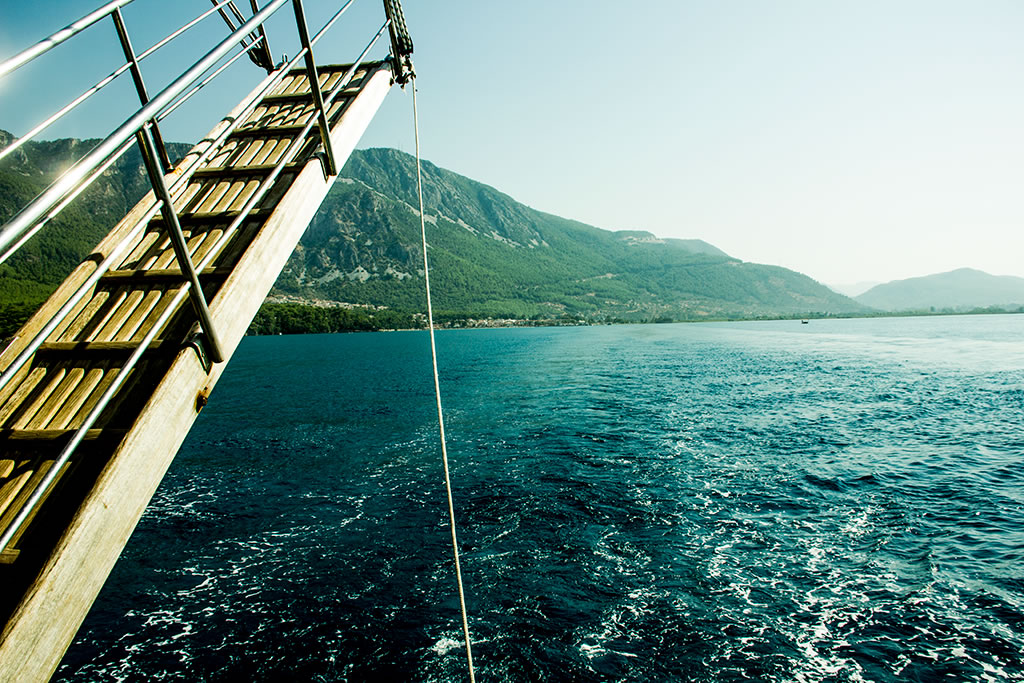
411;77;477;683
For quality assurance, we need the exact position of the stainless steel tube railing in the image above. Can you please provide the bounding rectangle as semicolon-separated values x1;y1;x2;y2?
0;0;136;79
0;0;294;369
0;1;364;401
0;0;291;266
0;0;244;165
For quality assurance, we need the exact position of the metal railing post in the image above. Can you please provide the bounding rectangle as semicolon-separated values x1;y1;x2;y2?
136;126;225;363
111;7;172;172
292;0;337;176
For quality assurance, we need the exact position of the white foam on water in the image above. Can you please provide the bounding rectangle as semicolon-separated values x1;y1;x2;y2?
430;636;462;655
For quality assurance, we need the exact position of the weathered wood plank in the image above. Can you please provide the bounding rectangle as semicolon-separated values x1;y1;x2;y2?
100;267;232;282
0;429;124;441
190;161;302;176
34;341;167;356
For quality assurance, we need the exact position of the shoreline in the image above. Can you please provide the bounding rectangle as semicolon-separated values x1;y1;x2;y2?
243;307;1024;336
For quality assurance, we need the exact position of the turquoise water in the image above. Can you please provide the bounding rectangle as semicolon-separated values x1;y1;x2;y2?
58;315;1024;681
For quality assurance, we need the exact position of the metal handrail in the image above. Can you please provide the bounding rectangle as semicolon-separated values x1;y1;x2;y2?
0;0;290;265
0;0;399;553
0;36;266;262
0;0;244;165
0;3;359;399
212;0;275;72
0;0;296;368
0;53;284;401
0;0;136;79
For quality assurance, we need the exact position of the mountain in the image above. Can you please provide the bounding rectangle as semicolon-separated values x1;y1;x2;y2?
274;148;865;320
855;268;1024;312
0;132;866;328
828;281;881;298
0;129;191;306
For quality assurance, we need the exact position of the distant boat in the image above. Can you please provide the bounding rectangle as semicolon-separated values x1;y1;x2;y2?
801;319;809;324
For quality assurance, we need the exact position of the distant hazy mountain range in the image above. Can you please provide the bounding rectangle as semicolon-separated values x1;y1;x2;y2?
828;281;881;298
0;131;866;322
855;268;1024;312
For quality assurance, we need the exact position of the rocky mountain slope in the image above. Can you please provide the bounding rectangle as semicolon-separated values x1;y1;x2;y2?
275;148;865;320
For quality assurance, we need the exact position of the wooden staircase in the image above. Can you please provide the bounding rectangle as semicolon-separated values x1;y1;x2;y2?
0;60;394;681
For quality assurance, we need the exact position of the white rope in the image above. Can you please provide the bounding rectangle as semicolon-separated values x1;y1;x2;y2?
411;77;477;683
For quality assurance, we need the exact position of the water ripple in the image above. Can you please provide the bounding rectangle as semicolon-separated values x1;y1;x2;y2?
57;317;1024;681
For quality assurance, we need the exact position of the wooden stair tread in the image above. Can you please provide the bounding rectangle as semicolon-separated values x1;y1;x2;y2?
33;341;168;357
189;162;302;177
229;124;312;137
0;428;128;441
148;208;272;223
261;87;360;104
100;267;233;282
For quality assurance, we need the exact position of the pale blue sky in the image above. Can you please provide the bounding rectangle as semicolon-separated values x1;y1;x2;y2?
2;1;1023;286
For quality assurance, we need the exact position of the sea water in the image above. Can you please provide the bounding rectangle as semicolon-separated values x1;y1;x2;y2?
57;315;1024;681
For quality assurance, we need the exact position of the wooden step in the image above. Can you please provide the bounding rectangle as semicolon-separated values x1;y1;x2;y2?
0;428;127;441
228;123;311;137
32;341;168;359
100;267;233;283
260;87;360;104
148;208;271;224
189;162;302;178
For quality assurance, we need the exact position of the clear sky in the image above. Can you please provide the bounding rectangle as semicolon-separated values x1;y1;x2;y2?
3;1;1024;287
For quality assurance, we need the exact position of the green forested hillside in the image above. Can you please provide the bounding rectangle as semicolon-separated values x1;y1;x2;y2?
0;132;866;337
0;130;191;309
276;148;866;321
0;130;195;335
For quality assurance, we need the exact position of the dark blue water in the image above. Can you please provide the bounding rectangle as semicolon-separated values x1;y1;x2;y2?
57;315;1024;681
